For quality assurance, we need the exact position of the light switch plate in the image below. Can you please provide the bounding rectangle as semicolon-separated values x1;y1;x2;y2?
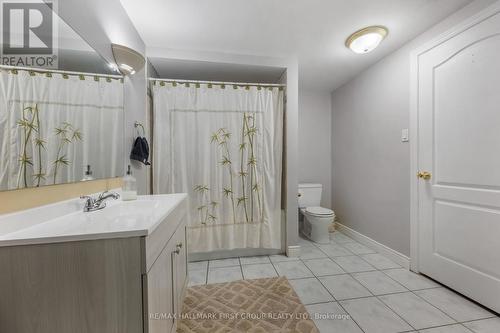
401;129;409;142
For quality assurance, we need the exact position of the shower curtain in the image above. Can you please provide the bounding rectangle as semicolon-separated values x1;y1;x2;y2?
0;68;124;190
152;82;284;253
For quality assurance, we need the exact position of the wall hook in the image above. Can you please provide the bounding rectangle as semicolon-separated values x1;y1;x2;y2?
134;121;145;136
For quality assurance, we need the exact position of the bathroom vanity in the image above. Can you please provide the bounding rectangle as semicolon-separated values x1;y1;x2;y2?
0;194;188;333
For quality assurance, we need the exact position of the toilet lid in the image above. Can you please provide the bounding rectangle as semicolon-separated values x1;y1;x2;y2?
306;206;333;216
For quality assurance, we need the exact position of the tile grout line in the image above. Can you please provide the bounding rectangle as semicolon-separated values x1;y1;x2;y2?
307;235;419;332
332;266;419;333
237;257;245;280
329;234;494;332
461;317;500;324
312;264;368;333
408;288;498;325
329;246;419;332
268;256;280;277
300;240;373;333
191;233;499;331
205;260;210;284
202;259;496;328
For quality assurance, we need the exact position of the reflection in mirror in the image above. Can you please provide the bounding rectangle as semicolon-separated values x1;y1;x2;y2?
0;3;124;191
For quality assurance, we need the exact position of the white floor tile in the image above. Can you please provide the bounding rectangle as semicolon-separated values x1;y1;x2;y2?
333;255;376;273
415;288;495;322
209;257;240;268
463;317;500;333
239;256;270;265
318;243;353;257
340;297;413;333
306;302;363;333
330;232;355;244
273;260;314;279
352;271;407;295
207;266;243;284
342;242;376;255
419;324;474;333
379;292;455;329
269;254;300;263
188;269;207;286
299;246;328;260
360;253;400;270
289;278;334;305
383;268;440;290
188;260;208;271
241;263;277;280
303;258;345;276
319;274;372;300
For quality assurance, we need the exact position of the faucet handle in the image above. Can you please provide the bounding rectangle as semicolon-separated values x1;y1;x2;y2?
80;195;93;202
80;195;95;212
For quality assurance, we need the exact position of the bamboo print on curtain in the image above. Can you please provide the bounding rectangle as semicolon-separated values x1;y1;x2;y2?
0;69;124;190
152;82;284;253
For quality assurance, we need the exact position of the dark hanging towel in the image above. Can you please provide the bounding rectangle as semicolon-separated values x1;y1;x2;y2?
130;137;151;165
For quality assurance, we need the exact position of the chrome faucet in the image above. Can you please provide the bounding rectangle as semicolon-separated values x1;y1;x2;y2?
80;191;120;212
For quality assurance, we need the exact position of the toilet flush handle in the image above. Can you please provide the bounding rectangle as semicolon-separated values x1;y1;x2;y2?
298;192;302;198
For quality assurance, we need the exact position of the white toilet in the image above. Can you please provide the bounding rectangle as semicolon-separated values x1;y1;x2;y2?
298;183;335;244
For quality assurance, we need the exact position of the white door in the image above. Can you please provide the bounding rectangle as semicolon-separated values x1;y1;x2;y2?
416;6;500;313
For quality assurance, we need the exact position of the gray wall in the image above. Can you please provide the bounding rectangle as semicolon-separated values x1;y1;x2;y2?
299;90;332;208
54;0;145;65
331;0;497;256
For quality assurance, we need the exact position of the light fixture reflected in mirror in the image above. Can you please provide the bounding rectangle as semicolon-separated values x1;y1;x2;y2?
111;44;145;75
108;62;119;72
345;26;388;54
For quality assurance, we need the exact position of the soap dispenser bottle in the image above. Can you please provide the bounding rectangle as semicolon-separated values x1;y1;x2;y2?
122;165;137;201
81;165;94;181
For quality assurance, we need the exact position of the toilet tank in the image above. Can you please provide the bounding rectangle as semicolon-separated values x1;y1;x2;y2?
298;183;322;208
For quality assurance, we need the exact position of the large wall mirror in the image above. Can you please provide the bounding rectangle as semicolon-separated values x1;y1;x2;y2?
0;3;124;191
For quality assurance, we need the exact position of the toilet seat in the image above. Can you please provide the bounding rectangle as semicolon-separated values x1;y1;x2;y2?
304;206;334;217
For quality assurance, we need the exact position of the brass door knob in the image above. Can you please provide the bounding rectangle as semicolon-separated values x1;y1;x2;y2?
417;171;432;180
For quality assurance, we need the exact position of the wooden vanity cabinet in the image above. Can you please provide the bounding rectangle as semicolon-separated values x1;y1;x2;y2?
0;198;188;333
144;209;188;333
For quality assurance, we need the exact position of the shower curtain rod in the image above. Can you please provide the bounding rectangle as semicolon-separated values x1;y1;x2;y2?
0;65;123;79
149;77;286;87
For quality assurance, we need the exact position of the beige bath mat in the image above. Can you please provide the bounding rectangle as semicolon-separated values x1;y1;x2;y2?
177;276;319;333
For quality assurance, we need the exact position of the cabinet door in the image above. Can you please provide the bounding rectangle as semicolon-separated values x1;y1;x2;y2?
172;223;187;319
176;224;187;302
146;245;174;333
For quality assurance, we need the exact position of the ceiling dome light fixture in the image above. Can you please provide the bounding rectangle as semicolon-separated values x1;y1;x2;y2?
345;26;388;54
111;44;145;76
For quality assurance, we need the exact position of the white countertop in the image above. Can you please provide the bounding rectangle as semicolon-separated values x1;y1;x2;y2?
0;193;187;247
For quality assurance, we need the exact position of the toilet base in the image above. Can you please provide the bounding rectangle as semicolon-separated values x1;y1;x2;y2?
300;218;331;244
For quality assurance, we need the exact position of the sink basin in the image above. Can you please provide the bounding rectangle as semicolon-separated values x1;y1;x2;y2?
0;193;187;247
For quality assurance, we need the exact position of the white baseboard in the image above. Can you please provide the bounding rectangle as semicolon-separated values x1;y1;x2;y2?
335;223;410;270
286;245;301;258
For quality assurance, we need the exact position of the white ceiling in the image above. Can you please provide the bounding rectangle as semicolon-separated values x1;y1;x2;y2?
121;0;472;91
